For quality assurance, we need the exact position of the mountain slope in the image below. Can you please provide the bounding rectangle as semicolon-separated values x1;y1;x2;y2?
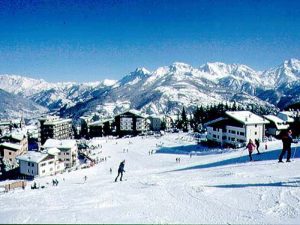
0;89;48;119
1;58;300;118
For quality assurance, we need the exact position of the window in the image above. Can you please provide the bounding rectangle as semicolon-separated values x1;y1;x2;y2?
66;152;70;155
48;161;54;165
9;152;12;155
50;168;53;171
28;162;30;166
42;170;45;173
255;124;257;128
255;132;257;135
240;132;245;136
41;163;46;167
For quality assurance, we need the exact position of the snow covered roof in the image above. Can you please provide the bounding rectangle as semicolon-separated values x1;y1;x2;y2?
277;111;295;123
45;147;61;155
116;109;147;118
44;118;72;125
7;133;26;141
43;139;77;150
16;151;53;163
263;115;290;130
89;118;114;126
225;111;269;125
0;142;21;151
204;117;227;127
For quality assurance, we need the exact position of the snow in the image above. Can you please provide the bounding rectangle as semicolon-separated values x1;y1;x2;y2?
226;111;269;125
16;151;49;163
1;133;300;224
43;139;77;149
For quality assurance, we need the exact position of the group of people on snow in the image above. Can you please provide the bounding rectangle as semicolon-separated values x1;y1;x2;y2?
246;129;298;163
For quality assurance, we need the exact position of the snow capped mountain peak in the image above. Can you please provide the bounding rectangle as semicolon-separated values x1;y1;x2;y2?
134;67;151;75
169;62;192;72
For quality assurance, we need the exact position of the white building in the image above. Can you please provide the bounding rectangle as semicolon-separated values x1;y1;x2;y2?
16;151;64;177
263;115;289;136
42;139;78;168
205;111;269;147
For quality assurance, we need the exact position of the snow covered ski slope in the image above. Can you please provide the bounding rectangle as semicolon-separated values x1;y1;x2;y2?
1;133;300;224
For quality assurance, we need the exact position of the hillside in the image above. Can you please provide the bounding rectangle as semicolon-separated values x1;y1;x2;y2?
0;133;299;224
0;89;48;119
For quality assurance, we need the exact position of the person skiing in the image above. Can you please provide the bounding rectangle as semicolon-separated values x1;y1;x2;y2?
115;160;125;182
255;139;261;154
84;176;87;183
109;168;112;174
246;139;256;161
278;130;297;163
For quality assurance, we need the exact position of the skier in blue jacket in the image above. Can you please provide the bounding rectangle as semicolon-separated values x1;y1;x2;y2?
115;160;125;182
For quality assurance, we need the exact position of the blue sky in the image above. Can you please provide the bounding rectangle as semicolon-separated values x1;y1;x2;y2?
0;0;299;82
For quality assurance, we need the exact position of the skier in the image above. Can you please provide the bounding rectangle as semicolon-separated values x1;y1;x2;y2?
115;160;125;182
255;139;261;154
246;139;256;161
109;168;112;174
84;176;87;183
278;130;297;163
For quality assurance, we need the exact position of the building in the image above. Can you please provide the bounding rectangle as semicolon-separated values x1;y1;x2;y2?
38;116;73;145
88;118;114;138
0;133;28;169
0;133;28;152
79;115;93;138
16;150;65;177
263;115;289;137
148;115;163;131
114;110;148;137
205;111;269;147
42;139;78;168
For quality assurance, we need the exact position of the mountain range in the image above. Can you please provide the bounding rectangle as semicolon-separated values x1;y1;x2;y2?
0;58;300;119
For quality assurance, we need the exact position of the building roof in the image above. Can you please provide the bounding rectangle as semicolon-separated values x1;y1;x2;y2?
204;117;227;127
2;133;26;142
16;151;52;163
116;109;147;118
277;111;295;123
44;147;61;155
43;139;77;149
44;118;72;126
263;115;290;130
0;142;21;151
89;118;114;127
225;111;269;125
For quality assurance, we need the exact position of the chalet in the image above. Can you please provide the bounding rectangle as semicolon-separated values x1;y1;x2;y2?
42;139;78;168
17;151;64;177
263;115;289;137
114;110;148;137
38;116;73;145
205;111;269;147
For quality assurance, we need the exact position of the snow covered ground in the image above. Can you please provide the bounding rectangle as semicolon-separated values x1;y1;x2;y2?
1;133;300;224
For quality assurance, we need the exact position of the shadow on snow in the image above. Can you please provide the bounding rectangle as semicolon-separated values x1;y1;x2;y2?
165;146;300;172
208;177;300;188
156;144;226;156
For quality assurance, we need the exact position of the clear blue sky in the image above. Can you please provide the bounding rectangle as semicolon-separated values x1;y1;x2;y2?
0;0;300;82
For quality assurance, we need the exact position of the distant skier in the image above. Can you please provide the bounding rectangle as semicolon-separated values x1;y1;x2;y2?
246;139;256;161
255;139;261;154
115;160;125;182
110;168;112;174
278;130;297;163
84;176;87;183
